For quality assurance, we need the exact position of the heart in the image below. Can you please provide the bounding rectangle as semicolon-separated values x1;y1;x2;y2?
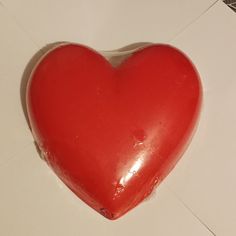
26;43;202;220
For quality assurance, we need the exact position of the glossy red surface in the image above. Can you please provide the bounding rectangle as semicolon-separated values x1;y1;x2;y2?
27;44;202;220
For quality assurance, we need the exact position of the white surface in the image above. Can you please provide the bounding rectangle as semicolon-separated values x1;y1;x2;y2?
1;0;216;49
0;6;35;165
168;2;236;235
0;1;235;235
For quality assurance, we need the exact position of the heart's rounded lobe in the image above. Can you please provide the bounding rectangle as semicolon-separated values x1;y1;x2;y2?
27;44;202;220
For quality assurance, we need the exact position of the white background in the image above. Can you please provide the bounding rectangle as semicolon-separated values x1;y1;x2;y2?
0;1;235;235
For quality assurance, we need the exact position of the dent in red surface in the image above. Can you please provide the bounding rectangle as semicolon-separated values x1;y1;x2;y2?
26;44;202;220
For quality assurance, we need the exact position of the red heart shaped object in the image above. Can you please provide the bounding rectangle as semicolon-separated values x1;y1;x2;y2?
27;43;202;220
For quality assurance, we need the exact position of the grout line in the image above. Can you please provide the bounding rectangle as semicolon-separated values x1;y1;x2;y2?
169;0;220;42
164;184;217;236
179;201;217;236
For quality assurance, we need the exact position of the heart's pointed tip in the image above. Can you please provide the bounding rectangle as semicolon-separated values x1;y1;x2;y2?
98;207;123;221
97;199;129;220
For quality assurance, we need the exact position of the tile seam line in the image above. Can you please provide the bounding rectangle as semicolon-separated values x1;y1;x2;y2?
164;184;217;236
1;0;220;48
169;0;220;42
